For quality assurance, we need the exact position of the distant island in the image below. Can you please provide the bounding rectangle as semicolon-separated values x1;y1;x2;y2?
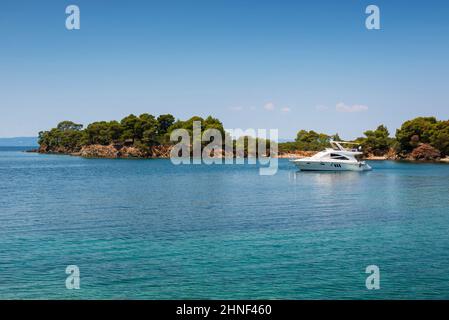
37;114;271;158
36;114;449;162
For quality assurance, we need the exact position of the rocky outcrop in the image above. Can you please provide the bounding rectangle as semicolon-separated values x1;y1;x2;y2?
410;143;441;161
40;144;174;159
119;146;147;158
277;151;317;158
76;145;120;158
149;145;173;158
38;145;77;155
364;148;398;160
77;144;166;158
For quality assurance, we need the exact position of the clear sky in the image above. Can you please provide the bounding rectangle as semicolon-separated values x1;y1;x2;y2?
1;0;448;139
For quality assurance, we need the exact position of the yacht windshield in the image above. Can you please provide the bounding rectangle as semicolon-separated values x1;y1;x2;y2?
330;153;349;160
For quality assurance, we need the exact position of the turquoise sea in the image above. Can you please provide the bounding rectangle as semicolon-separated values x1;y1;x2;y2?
1;147;449;299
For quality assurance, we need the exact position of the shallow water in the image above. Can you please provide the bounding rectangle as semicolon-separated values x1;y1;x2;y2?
1;147;449;299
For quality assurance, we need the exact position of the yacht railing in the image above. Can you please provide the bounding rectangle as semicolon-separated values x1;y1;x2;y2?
330;141;362;152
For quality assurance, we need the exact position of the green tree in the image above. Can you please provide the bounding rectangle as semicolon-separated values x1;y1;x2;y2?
85;121;123;145
38;121;85;151
204;116;225;135
120;114;139;143
295;130;330;150
166;115;226;150
331;133;342;141
362;125;393;155
157;114;175;136
430;120;449;156
138;113;159;146
57;121;83;132
395;117;437;152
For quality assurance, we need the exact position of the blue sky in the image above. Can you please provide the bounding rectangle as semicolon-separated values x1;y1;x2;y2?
1;0;448;139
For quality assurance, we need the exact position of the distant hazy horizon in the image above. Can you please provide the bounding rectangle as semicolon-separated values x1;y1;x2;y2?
0;137;38;147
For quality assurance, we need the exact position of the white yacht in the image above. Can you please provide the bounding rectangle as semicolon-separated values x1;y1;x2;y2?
291;141;372;171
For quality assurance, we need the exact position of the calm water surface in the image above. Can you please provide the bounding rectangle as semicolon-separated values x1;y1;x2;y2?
1;147;449;299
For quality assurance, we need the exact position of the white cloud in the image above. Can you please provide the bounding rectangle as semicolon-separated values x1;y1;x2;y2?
335;102;368;113
263;102;275;111
315;105;329;111
230;102;290;113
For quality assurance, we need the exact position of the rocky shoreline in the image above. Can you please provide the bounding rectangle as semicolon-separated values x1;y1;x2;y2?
37;144;173;158
33;144;449;163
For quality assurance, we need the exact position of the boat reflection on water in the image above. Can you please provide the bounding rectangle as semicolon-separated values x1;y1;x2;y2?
288;165;373;188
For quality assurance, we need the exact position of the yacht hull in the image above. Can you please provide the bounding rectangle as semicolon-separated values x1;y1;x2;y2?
293;160;372;172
